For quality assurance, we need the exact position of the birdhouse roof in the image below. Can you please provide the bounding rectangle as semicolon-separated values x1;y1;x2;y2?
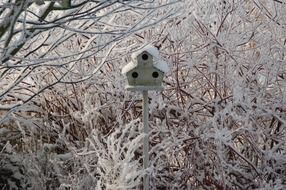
121;62;137;74
122;44;169;74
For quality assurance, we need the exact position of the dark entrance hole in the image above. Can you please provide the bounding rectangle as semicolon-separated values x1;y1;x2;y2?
152;71;159;78
142;54;148;60
132;72;139;78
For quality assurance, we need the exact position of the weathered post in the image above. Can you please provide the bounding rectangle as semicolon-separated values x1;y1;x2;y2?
142;90;149;190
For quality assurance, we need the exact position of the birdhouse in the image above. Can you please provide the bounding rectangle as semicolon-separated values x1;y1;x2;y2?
122;45;169;91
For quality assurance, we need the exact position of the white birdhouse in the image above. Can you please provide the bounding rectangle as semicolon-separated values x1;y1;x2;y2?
122;45;169;91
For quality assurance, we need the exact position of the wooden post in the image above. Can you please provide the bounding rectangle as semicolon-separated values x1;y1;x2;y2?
143;90;149;190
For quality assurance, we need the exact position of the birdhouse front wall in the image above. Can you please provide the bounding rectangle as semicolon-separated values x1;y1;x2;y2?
126;67;164;87
136;52;154;67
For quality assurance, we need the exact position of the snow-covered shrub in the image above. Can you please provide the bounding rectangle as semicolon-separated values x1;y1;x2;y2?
0;154;32;189
57;120;145;190
1;0;286;189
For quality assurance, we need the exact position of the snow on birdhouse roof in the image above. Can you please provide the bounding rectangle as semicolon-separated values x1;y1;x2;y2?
154;59;169;73
131;44;160;61
122;61;137;74
122;44;169;74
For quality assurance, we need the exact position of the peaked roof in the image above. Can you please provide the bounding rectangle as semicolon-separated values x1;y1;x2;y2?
122;44;169;74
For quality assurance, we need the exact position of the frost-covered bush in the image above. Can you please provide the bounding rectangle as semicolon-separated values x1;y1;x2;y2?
52;120;145;190
0;154;32;189
88;121;144;190
1;0;286;189
144;0;286;189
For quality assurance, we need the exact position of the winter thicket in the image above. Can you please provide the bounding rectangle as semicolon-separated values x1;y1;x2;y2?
0;0;286;189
